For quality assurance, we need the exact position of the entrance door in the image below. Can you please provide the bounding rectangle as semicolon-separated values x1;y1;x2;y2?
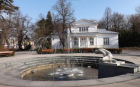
81;38;86;48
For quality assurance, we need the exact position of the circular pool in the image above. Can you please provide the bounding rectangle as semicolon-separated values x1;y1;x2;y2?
20;56;99;81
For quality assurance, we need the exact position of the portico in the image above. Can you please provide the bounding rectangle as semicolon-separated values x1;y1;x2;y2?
69;34;98;48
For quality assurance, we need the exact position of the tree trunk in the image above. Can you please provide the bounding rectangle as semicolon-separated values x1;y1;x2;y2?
18;40;22;50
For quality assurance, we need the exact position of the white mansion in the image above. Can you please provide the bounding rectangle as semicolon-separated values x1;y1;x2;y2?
51;19;119;49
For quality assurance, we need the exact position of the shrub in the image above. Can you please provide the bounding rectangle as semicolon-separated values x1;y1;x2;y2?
63;49;74;53
74;48;83;53
93;48;99;53
12;51;15;56
55;49;63;53
37;48;42;54
106;48;122;54
25;44;31;50
82;48;94;53
117;48;122;54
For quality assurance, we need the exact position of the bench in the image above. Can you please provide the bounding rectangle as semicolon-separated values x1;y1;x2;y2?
63;49;74;53
42;49;54;54
0;51;14;56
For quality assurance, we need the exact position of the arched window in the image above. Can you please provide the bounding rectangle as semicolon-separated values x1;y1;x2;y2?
74;37;78;45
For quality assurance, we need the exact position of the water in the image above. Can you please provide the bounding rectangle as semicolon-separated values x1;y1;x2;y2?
23;66;98;81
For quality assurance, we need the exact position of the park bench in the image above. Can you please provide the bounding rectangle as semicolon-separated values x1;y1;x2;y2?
63;49;74;53
42;49;54;54
0;51;14;56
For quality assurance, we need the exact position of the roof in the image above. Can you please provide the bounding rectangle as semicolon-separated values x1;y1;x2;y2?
71;19;98;25
51;30;67;35
98;29;118;34
52;29;118;35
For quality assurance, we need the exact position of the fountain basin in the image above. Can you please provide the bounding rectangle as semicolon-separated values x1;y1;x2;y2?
0;54;139;87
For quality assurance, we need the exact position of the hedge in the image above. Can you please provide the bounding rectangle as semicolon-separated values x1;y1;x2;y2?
36;48;122;54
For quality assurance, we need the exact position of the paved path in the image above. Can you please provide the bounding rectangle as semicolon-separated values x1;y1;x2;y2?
0;50;139;87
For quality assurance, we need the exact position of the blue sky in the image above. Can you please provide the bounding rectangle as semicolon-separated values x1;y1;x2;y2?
13;0;140;23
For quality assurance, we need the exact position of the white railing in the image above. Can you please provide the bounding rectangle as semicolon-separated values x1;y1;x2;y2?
71;29;98;33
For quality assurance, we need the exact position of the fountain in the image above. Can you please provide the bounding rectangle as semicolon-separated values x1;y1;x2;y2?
25;29;93;81
96;48;140;78
95;48;125;65
21;56;98;81
23;29;140;80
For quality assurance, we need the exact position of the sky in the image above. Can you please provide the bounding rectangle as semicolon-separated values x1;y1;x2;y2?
13;0;140;23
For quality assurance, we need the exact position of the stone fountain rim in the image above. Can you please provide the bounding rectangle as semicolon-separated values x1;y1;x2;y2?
0;54;140;87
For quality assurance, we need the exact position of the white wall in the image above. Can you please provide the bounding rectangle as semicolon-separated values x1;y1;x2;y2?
97;34;119;48
52;33;119;49
71;21;97;33
51;35;63;49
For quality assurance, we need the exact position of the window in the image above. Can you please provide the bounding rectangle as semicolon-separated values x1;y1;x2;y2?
103;38;109;45
79;27;88;32
79;27;81;32
90;38;94;45
86;27;88;31
74;37;78;45
84;27;85;31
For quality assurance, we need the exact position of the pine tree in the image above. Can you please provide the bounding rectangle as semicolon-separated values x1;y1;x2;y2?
36;18;46;38
0;0;18;18
0;0;18;11
45;11;54;48
46;11;54;35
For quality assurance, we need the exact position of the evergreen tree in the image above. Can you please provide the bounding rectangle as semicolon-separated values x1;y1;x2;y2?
131;22;138;46
35;11;54;49
36;18;46;38
46;11;54;36
0;0;18;18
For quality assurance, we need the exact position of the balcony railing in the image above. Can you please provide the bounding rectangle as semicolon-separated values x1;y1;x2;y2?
71;29;98;33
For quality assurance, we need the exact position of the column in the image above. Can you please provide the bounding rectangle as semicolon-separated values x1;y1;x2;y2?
78;37;80;48
96;35;98;47
86;37;89;48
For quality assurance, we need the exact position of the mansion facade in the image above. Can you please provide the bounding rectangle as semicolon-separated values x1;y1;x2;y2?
51;19;119;49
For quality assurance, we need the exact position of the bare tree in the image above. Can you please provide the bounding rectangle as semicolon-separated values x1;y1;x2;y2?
129;14;140;33
98;7;112;30
104;7;112;30
52;0;75;48
136;5;140;15
12;11;32;50
98;20;106;29
0;15;14;48
110;12;124;31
